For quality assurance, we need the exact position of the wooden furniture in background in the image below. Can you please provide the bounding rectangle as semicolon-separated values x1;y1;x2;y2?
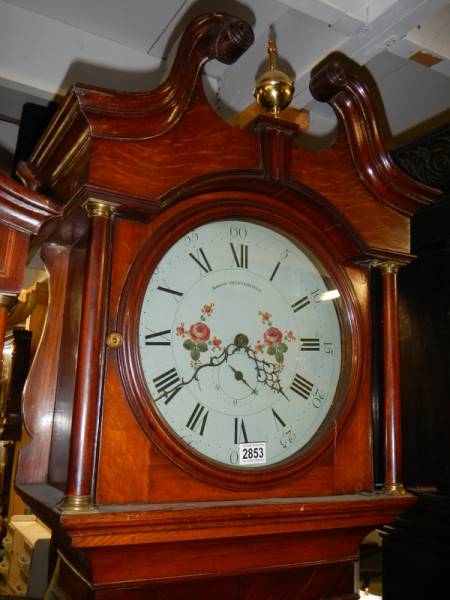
382;123;450;599
4;281;50;521
0;12;441;599
0;514;51;597
26;282;48;358
0;329;31;442
0;134;60;547
0;172;60;366
0;329;31;534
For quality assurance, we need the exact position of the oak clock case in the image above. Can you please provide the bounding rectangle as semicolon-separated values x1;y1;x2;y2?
118;197;360;487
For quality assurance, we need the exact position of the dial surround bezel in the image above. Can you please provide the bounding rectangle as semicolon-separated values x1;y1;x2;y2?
117;192;363;489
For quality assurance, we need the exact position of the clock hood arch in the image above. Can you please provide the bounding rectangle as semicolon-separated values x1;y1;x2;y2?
156;176;366;264
16;16;439;265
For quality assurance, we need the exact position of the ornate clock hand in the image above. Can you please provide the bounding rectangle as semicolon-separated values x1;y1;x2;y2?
233;333;291;400
243;344;290;400
154;341;241;402
154;332;289;404
228;364;257;394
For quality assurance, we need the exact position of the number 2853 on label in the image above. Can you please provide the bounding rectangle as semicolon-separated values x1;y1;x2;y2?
239;442;266;465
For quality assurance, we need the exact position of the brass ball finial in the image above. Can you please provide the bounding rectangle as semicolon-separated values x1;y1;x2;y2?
253;35;295;116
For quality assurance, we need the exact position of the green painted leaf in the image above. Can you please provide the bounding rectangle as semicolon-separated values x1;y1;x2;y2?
183;339;194;350
275;352;284;363
198;343;208;352
278;343;288;353
267;346;276;355
191;346;200;361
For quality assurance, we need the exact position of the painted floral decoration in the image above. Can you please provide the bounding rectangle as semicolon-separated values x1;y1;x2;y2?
256;310;296;366
177;303;222;364
259;310;271;324
183;322;210;361
201;303;214;318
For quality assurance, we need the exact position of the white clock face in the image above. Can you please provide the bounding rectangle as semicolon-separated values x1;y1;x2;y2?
138;220;343;468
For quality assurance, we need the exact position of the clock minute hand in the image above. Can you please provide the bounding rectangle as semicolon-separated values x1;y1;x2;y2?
153;341;240;403
233;332;289;400
243;344;290;401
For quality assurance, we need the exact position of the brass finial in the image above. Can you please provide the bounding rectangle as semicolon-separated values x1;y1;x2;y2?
254;35;295;117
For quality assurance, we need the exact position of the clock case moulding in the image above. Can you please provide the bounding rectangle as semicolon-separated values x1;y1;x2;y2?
0;10;441;596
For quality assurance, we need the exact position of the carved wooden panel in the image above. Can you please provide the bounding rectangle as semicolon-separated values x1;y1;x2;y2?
393;123;450;192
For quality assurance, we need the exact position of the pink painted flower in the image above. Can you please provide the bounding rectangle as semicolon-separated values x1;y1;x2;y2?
201;303;214;316
286;330;295;342
188;322;211;343
176;324;185;336
212;336;221;348
259;310;271;323
264;326;283;347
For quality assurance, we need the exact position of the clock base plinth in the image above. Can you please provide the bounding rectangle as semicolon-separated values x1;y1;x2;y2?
48;552;359;600
18;486;415;599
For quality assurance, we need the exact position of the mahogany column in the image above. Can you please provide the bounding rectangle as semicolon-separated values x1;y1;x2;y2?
378;262;406;495
61;200;116;511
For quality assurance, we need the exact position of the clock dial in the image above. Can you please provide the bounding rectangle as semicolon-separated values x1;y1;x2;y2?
138;220;344;468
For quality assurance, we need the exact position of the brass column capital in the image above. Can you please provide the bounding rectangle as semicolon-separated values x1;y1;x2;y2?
377;261;402;274
84;198;118;219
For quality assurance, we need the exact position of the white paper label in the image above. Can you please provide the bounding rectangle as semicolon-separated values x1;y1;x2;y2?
239;442;266;465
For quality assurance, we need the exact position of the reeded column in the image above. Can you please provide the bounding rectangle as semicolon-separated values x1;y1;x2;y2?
378;262;406;495
61;199;116;511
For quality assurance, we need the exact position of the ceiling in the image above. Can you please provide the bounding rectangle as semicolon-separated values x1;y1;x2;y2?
0;0;449;174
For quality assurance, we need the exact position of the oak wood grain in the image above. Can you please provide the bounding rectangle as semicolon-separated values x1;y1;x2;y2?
8;11;438;599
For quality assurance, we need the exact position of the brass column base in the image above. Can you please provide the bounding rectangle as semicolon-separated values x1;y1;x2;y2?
57;494;99;513
383;482;408;496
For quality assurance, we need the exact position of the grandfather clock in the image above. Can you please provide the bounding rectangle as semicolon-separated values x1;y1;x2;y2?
0;12;440;600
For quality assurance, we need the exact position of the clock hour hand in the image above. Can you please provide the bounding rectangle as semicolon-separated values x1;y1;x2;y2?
228;364;257;394
153;341;240;403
